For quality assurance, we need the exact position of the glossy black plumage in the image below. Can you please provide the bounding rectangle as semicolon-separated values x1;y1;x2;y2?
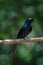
17;23;32;38
8;18;34;54
17;18;34;38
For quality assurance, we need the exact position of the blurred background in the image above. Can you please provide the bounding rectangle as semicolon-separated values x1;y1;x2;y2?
0;0;43;65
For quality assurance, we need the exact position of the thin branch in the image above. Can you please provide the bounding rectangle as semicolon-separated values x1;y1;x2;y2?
0;37;43;44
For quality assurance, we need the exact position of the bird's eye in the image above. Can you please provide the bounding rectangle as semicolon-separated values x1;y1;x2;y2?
27;18;34;23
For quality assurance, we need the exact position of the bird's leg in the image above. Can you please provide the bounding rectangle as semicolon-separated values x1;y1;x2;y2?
24;37;30;40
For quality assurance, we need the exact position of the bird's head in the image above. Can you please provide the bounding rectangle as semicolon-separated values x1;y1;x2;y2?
26;17;34;24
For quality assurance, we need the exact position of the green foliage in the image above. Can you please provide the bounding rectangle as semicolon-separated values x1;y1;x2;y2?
0;55;9;65
0;0;43;65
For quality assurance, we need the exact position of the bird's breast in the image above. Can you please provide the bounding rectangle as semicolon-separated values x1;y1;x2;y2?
17;24;32;38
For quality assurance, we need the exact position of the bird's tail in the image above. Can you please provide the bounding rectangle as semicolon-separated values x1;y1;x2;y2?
8;44;17;55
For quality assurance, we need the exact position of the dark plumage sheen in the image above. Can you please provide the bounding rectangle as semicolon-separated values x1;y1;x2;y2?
8;18;34;54
17;18;34;38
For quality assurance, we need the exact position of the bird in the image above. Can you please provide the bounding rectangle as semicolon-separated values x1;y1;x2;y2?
8;17;34;54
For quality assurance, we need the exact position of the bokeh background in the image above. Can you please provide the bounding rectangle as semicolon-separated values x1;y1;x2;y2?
0;0;43;65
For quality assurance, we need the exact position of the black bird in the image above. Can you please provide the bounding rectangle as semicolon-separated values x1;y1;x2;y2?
8;18;34;54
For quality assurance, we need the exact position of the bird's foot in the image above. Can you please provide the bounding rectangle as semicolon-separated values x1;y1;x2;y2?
24;37;29;40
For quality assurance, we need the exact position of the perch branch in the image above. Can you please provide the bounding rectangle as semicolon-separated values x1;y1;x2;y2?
0;37;43;44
